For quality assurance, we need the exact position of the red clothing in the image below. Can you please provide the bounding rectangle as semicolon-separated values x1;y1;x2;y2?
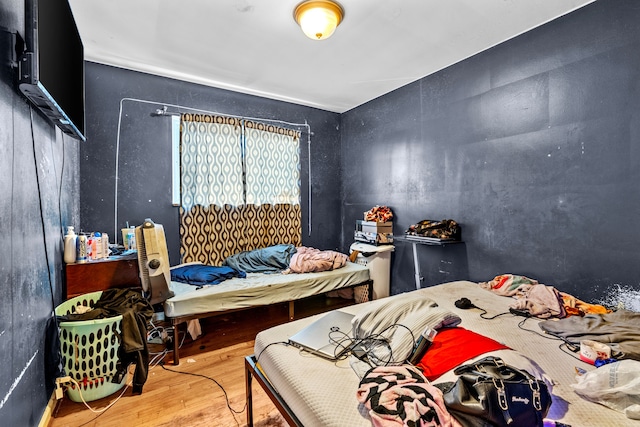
416;327;510;381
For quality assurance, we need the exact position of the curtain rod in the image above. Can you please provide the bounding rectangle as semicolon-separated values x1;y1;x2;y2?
115;97;313;242
145;99;314;134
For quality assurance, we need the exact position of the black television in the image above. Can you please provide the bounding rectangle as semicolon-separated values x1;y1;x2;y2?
18;0;86;141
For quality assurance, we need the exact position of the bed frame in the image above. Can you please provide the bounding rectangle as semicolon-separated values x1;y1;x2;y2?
245;354;302;427
167;279;373;364
244;281;633;427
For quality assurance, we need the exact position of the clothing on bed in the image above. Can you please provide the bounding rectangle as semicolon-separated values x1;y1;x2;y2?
416;327;510;381
356;364;462;427
480;274;611;318
287;246;348;273
479;274;565;318
170;264;246;285
539;309;640;361
560;292;611;316
222;243;296;273
165;262;370;318
252;280;640;427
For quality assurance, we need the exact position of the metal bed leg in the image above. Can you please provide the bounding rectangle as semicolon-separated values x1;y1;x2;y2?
288;300;295;321
171;319;180;365
245;355;303;427
245;357;254;427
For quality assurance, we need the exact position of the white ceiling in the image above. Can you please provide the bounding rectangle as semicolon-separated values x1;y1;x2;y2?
68;0;595;113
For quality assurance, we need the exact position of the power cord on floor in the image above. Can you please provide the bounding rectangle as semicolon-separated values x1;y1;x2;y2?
71;377;131;414
59;324;183;424
146;320;189;368
160;362;246;427
63;367;135;427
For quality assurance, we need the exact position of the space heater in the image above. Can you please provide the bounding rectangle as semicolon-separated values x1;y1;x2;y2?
135;218;173;305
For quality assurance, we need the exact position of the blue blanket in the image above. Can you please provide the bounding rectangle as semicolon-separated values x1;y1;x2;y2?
170;264;246;286
222;244;296;273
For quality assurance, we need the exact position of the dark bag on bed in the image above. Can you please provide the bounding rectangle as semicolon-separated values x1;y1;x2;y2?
437;356;551;427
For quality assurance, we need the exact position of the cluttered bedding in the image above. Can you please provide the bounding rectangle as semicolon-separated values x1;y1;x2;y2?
163;244;371;364
248;280;640;427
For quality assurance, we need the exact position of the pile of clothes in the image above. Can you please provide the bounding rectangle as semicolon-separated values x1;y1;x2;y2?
479;274;610;319
406;219;461;240
364;205;393;222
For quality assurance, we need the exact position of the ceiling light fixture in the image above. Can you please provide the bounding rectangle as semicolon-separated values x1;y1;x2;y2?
294;0;344;41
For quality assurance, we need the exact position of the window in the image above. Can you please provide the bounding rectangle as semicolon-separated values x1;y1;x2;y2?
178;114;302;264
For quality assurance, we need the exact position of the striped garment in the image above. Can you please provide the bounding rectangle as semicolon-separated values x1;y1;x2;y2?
356;365;462;427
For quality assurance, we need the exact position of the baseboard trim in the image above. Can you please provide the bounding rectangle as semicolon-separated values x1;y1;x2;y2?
38;391;58;427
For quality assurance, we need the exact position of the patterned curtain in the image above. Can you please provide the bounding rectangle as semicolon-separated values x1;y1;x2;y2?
180;114;243;209
244;120;301;205
179;114;302;265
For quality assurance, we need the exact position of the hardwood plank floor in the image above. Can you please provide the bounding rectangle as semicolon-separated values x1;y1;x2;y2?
49;295;355;427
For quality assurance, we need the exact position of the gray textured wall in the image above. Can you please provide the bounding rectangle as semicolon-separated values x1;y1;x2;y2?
0;0;80;425
341;0;640;302
81;63;343;265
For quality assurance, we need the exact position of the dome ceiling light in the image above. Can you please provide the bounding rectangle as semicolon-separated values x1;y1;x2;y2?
294;0;344;40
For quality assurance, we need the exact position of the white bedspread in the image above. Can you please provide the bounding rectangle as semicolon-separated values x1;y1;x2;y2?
164;261;369;318
253;281;638;427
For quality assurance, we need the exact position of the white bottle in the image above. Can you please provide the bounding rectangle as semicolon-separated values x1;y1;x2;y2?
63;226;77;263
94;232;103;259
76;234;88;263
102;233;110;258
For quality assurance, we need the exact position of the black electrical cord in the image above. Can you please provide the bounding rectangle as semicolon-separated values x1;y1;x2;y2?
455;297;585;362
75;407;109;427
515;317;582;354
454;297;511;319
160;362;245;426
325;323;417;366
30;106;57;319
57;131;66;239
256;341;290;363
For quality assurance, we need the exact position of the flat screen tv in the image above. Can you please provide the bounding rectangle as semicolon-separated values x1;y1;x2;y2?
18;0;86;141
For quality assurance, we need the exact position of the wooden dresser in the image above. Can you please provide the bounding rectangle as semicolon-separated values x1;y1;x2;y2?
65;254;142;299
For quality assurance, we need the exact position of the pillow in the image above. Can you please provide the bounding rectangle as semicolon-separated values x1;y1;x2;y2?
349;292;461;377
351;291;453;339
170;264;246;286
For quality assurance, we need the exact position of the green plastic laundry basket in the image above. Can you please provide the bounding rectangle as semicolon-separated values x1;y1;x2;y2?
55;291;127;402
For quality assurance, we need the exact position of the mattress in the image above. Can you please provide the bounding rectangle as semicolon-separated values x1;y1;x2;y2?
253;281;637;427
164;261;370;318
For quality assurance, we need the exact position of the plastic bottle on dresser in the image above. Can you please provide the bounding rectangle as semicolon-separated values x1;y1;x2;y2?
76;234;88;263
93;232;103;259
63;226;77;263
102;233;109;258
127;227;135;250
87;234;94;260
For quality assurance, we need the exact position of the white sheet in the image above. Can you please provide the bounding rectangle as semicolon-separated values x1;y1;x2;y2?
163;261;369;318
254;281;638;427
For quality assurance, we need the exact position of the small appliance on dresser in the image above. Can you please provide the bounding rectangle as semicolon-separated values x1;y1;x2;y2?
354;220;394;246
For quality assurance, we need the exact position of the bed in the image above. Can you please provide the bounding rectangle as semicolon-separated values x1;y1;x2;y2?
164;261;371;364
245;280;637;427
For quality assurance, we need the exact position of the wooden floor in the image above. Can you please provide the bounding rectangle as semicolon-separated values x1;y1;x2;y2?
49;295;355;427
